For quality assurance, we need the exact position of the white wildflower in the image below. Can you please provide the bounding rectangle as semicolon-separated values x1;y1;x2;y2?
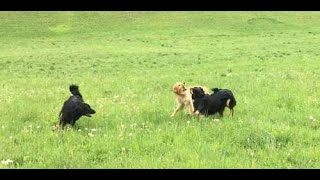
88;133;94;137
309;116;315;121
1;159;13;165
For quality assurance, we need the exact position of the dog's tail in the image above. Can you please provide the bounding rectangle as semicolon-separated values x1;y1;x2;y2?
227;95;237;108
69;84;82;98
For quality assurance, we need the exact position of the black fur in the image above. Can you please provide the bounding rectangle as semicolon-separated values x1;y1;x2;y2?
211;88;236;116
59;85;96;128
191;87;236;117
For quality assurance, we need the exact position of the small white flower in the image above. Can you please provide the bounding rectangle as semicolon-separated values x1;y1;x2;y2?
1;159;13;165
91;129;97;132
88;133;94;137
158;129;162;132
187;121;190;124
78;129;82;132
309;116;315;121
121;147;126;151
129;133;133;137
85;128;88;131
1;125;4;129
36;126;40;129
213;119;220;122
9;136;13;139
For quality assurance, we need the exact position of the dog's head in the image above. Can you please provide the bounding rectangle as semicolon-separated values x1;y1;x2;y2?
191;87;206;99
80;103;96;117
173;82;187;95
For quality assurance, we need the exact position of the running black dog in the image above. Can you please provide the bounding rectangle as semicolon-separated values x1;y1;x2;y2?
191;87;236;117
58;85;96;128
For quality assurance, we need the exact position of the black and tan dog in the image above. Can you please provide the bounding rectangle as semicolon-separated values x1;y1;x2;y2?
212;88;236;116
58;85;96;128
191;87;236;117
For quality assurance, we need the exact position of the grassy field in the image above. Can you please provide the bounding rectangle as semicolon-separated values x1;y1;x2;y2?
0;11;320;168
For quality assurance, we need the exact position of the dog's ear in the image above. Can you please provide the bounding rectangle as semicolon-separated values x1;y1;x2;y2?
173;86;178;94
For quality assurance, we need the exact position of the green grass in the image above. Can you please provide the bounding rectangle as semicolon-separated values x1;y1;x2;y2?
1;11;320;168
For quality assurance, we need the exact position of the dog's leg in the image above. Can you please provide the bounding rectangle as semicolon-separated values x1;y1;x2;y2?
194;110;202;119
59;118;67;129
59;119;66;129
188;101;195;116
195;110;200;115
218;110;224;118
196;111;206;120
71;120;76;126
171;104;184;117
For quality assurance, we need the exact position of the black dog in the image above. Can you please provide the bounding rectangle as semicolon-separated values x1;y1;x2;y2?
58;85;96;128
191;87;236;117
212;88;236;116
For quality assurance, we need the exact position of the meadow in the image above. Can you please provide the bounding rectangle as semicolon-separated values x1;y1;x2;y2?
0;11;320;168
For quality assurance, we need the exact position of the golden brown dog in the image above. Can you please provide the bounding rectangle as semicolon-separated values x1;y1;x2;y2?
171;82;210;117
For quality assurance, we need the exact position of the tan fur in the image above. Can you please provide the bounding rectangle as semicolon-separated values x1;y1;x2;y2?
171;82;210;117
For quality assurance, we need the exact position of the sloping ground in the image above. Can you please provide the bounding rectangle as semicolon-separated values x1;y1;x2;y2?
1;11;320;38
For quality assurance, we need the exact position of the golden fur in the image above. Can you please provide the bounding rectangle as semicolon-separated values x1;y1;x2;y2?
171;82;209;117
